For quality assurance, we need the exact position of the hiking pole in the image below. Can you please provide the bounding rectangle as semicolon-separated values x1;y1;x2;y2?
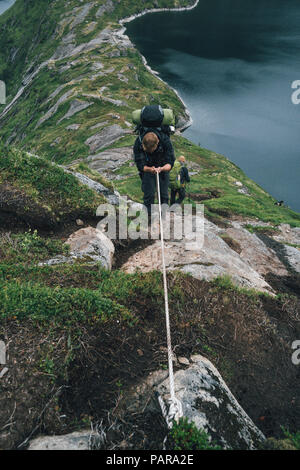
156;170;183;427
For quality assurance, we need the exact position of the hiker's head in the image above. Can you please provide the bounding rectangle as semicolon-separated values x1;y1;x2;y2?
178;155;186;164
142;132;159;154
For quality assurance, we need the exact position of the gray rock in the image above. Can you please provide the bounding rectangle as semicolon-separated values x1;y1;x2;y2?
38;255;78;267
85;125;131;153
65;169;111;196
273;224;300;246
28;430;100;450
100;95;126;107
70;2;95;30
91;61;103;71
117;73;129;83
35;89;74;128
122;214;274;294
106;193;121;206
83;21;97;34
65;227;115;270
96;0;115;18
51;28;113;61
283;244;300;273
156;355;265;449
118;355;265;450
45;84;68;105
66;123;81;130
176;112;191;131
58;99;93;123
0;367;8;378
90;121;109;130
87;146;133;173
238;187;251;196
177;357;190;366
51;43;77;61
225;222;288;276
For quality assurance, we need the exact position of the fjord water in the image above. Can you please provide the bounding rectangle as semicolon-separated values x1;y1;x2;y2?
126;0;300;212
0;0;15;15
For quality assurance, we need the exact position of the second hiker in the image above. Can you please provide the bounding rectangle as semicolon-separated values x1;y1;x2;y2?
169;155;190;205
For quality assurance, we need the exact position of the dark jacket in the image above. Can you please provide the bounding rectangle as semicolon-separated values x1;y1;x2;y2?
133;131;175;175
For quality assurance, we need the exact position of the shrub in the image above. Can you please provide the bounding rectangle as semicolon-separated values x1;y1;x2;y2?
167;417;221;450
283;429;300;450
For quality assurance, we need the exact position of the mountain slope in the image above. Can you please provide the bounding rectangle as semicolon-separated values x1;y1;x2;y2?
0;0;300;451
0;0;299;225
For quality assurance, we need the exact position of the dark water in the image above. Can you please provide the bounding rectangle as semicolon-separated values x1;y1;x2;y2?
126;0;300;212
0;0;15;15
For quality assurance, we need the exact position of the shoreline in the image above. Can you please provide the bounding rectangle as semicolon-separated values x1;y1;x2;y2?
119;0;200;25
118;1;200;132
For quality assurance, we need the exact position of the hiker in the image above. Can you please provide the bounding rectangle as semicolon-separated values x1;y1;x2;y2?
134;131;175;215
169;155;190;205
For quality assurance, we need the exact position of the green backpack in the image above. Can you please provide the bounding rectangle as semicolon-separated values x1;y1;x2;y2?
169;160;182;190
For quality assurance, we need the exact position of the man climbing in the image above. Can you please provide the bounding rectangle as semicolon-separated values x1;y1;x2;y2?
133;130;175;216
169;155;190;205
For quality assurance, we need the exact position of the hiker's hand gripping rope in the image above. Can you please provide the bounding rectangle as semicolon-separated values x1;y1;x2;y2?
156;171;183;427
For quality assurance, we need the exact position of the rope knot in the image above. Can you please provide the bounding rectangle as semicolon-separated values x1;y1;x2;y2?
167;397;183;427
158;394;183;429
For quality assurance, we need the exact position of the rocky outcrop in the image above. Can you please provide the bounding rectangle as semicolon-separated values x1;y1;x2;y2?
40;227;115;269
87;146;133;175
121;214;275;294
58;99;93;123
96;0;115;18
119;355;265;450
283;244;300;273
85;125;131;153
273;224;300;245
28;430;100;450
66;227;115;269
70;2;96;29
159;355;265;449
224;221;289;276
51;27;133;62
35;89;75;128
63;167;119;205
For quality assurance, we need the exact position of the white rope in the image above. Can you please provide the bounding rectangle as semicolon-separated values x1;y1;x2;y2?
156;171;183;427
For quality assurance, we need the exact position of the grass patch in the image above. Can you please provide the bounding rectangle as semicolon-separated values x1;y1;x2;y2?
244;224;281;235
0;145;105;223
0;230;69;264
282;429;300;450
0;280;133;326
211;274;272;299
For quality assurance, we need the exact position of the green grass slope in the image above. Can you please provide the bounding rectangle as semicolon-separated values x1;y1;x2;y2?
0;144;106;227
0;0;299;225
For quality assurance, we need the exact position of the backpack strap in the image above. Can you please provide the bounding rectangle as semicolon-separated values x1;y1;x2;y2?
138;127;163;144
